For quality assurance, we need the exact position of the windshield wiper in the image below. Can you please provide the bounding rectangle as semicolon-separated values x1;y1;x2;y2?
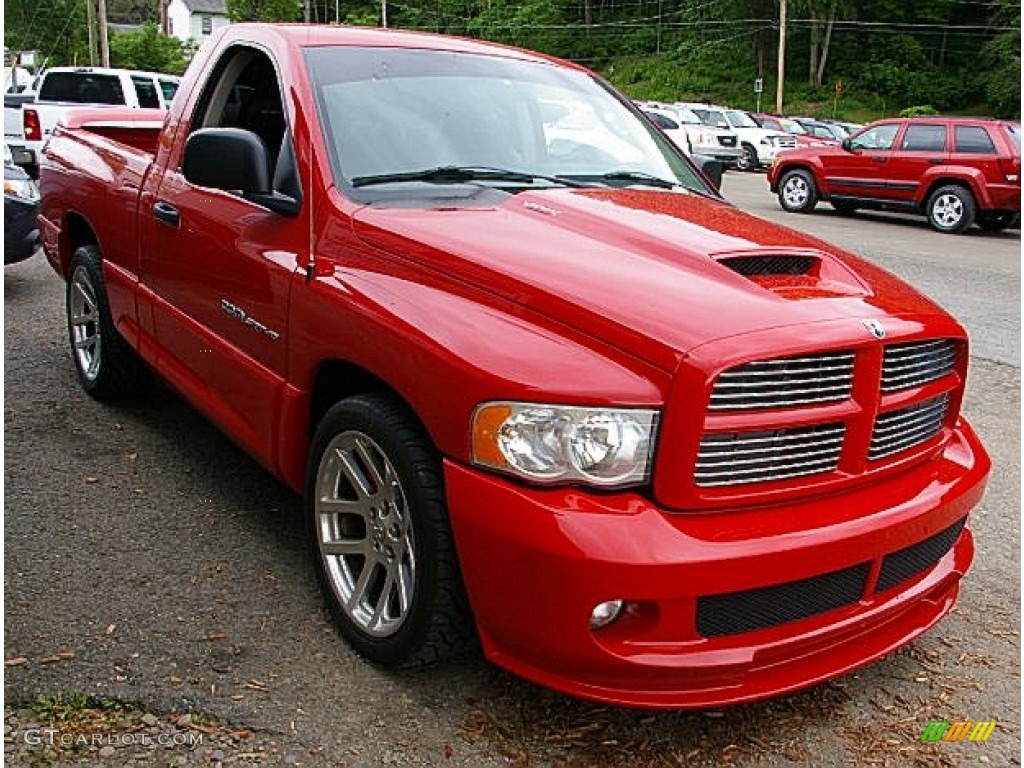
351;166;592;189
590;171;681;189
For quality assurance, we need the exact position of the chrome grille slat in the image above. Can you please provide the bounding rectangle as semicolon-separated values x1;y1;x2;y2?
709;351;854;412
881;339;957;392
869;395;950;460
695;424;844;487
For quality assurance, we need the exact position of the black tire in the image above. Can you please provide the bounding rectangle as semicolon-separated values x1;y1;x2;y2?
777;169;818;213
65;245;153;400
977;212;1018;232
306;393;474;668
831;200;859;216
737;144;759;172
926;184;976;234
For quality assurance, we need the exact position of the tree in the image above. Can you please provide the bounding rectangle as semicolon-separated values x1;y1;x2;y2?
226;0;300;22
109;23;188;74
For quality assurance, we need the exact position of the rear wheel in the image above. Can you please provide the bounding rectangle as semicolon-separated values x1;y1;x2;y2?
926;185;976;234
66;245;153;400
307;394;474;667
777;169;818;213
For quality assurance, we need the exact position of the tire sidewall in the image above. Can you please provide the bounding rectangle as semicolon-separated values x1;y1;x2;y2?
66;246;111;396
738;144;758;172
927;185;976;234
305;396;444;666
778;169;817;213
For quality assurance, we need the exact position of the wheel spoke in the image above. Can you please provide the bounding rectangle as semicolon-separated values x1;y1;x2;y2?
347;559;377;611
318;496;371;520
73;335;96;350
337;448;374;500
322;538;371;557
371;567;397;628
396;562;413;614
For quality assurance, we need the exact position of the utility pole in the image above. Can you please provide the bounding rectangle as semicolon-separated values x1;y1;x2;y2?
770;0;786;113
85;0;98;66
304;0;310;24
381;0;387;28
97;0;110;67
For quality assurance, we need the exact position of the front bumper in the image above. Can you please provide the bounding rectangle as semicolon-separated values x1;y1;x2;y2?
692;142;743;164
445;420;988;708
4;196;40;264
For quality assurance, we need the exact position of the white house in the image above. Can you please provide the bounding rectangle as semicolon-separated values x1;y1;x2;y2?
167;0;230;45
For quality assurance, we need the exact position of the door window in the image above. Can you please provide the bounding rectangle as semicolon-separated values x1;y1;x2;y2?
851;124;899;151
953;126;996;154
900;124;946;152
132;76;161;108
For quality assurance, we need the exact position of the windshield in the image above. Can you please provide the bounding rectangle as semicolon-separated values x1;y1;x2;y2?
305;47;710;196
725;110;758;128
780;118;807;135
674;106;702;125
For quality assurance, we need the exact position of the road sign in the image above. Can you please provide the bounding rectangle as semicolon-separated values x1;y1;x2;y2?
754;77;764;94
835;80;843;94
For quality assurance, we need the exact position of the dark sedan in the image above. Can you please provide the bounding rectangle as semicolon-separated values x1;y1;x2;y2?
5;150;40;264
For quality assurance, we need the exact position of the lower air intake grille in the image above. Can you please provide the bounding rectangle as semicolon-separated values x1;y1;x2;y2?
869;394;950;461
876;517;966;593
695;423;845;487
696;562;870;637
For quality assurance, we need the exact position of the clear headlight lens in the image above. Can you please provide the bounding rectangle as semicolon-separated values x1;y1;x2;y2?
471;402;659;488
4;177;40;203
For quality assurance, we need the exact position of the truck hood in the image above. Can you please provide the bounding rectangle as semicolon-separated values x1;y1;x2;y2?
351;187;948;372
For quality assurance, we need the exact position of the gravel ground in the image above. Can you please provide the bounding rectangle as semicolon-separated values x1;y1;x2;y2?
4;184;1020;767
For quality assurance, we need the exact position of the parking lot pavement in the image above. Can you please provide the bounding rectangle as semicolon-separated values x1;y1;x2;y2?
4;182;1020;768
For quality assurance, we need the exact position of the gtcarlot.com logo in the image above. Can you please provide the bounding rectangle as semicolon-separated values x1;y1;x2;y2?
920;720;997;743
24;729;203;748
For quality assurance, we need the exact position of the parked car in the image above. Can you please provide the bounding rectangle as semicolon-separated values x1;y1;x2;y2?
686;104;794;171
650;102;744;167
751;113;827;148
6;67;180;175
768;116;1021;233
790;117;840;144
40;24;990;708
4;144;40;263
641;106;692;155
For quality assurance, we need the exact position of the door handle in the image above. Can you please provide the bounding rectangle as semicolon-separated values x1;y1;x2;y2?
870;156;886;163
928;158;944;165
153;200;180;227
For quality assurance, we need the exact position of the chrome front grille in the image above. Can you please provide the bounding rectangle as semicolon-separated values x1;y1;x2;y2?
717;135;737;147
774;135;797;148
882;339;957;392
695;423;845;487
869;394;950;461
709;351;854;411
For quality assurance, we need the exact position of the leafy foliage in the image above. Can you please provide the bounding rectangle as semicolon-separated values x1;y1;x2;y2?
226;0;301;23
109;23;190;74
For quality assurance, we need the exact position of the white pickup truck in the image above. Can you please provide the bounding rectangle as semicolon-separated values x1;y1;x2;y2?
685;103;795;172
5;67;179;175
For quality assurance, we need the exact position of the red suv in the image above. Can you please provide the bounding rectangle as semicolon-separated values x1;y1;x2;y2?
768;117;1021;234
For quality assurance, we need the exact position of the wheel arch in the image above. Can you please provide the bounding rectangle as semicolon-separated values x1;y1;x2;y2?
770;160;817;192
919;171;985;210
59;212;100;275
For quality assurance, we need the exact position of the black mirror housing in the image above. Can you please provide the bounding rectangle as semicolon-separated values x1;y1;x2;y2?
691;154;723;191
841;137;854;152
183;128;273;193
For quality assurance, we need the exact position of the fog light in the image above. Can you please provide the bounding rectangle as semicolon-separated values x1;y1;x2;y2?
589;599;625;630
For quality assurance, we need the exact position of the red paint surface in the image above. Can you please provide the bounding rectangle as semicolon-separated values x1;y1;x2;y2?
38;24;991;707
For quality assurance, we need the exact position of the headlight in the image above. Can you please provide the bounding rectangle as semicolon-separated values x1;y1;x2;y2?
471;402;659;487
4;177;40;203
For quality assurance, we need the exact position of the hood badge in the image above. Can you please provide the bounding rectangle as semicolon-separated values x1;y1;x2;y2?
523;201;560;217
862;319;886;340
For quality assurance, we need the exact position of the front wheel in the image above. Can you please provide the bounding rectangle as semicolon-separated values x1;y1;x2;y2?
777;169;818;213
926;185;976;234
307;394;474;667
66;245;153;400
736;144;759;172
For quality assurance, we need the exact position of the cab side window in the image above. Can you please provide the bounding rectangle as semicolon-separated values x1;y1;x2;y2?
954;126;996;154
901;124;946;152
189;46;300;202
852;124;899;151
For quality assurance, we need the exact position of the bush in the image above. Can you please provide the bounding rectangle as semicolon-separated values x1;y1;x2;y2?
899;105;939;117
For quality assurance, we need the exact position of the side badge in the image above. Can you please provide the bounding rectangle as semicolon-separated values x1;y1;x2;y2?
862;319;886;340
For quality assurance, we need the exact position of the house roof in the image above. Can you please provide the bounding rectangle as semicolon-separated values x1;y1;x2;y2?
180;0;227;14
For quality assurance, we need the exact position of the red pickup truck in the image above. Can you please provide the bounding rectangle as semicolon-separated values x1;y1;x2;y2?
39;24;989;708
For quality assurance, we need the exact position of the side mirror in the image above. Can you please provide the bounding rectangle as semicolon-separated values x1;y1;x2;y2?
182;128;299;216
841;137;854;152
691;153;723;191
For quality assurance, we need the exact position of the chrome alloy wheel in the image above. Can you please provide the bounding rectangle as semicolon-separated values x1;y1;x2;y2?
782;174;810;208
69;265;102;382
315;431;415;638
931;193;965;228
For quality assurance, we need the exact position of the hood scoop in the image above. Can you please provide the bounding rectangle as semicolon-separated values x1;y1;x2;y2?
718;253;817;277
713;249;871;299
